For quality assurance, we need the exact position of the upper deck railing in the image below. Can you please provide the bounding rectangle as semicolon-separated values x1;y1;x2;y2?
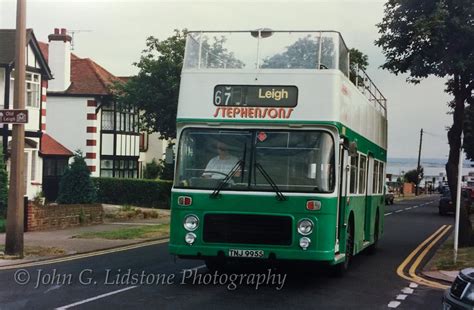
183;30;386;114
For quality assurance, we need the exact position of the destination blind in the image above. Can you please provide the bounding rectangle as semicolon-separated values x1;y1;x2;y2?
213;85;298;107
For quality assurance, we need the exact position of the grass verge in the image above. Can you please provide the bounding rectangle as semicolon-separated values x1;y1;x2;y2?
73;224;170;240
0;245;66;258
428;240;474;271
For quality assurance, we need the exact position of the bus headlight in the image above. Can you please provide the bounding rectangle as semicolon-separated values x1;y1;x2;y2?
185;233;197;245
297;219;313;235
299;237;311;250
183;215;199;231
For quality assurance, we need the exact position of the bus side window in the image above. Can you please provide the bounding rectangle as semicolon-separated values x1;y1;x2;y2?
349;155;358;194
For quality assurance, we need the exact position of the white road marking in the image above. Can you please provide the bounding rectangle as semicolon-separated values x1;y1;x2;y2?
405;207;412;210
409;283;418;288
384;212;393;216
401;287;414;294
388;301;401;308
396;294;407;300
55;263;205;309
44;285;62;294
395;210;403;213
55;286;138;309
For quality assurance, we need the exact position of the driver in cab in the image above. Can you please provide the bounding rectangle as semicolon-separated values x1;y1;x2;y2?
203;142;240;179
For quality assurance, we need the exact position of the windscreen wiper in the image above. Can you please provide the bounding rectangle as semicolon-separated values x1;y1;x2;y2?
210;160;243;198
254;163;287;201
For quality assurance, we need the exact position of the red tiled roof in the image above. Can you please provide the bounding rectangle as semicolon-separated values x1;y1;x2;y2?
38;41;49;62
40;133;74;156
40;41;121;95
66;57;121;95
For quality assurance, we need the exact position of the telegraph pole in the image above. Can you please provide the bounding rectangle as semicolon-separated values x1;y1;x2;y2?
5;0;26;257
416;128;423;196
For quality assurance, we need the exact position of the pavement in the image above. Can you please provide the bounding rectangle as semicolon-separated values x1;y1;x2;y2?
0;206;170;268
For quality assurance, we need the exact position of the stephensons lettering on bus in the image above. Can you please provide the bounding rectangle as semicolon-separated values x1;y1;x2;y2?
212;107;294;119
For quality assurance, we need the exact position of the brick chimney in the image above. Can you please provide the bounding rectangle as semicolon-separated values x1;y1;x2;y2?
48;28;72;92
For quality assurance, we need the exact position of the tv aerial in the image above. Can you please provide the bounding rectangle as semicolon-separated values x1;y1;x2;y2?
67;29;92;50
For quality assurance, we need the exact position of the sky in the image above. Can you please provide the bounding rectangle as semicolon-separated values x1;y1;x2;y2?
0;0;456;159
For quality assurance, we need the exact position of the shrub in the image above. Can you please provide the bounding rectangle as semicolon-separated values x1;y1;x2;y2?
143;159;161;179
93;178;172;208
57;152;97;204
0;148;8;218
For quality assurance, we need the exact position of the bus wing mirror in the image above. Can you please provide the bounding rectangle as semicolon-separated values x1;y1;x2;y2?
349;142;358;157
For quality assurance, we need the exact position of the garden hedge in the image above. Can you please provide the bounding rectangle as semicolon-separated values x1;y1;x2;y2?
93;178;172;208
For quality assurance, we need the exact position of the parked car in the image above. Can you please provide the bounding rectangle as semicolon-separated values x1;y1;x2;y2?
385;186;395;205
442;268;474;309
438;188;473;216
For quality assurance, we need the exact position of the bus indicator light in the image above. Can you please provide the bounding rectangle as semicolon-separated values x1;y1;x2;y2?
178;196;193;206
306;200;321;211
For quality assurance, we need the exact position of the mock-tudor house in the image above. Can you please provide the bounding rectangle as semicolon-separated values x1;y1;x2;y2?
0;29;73;200
43;28;142;178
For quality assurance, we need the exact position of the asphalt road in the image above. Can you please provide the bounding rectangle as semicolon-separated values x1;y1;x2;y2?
0;195;453;310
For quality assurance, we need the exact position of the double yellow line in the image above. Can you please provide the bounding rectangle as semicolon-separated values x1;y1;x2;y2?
0;238;169;271
396;225;452;289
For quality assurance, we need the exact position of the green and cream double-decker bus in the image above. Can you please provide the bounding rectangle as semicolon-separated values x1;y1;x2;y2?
169;30;387;273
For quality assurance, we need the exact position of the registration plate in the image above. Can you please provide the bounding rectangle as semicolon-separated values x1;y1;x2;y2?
228;249;264;258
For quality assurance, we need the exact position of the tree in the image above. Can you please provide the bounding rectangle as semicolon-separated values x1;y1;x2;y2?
349;48;369;85
404;167;424;184
0;148;7;217
261;35;336;69
376;0;474;246
143;159;161;179
57;152;97;204
464;105;474;160
113;30;244;140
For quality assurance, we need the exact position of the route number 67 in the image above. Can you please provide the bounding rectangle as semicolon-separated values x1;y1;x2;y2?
214;89;231;106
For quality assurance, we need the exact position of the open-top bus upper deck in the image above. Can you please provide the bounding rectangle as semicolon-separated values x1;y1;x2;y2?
178;30;387;150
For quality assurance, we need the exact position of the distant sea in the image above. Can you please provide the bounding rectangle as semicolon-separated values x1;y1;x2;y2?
387;158;474;177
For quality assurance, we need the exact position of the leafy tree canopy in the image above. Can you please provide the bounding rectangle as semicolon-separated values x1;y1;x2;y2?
404;167;424;184
113;30;245;139
465;105;474;161
376;0;474;87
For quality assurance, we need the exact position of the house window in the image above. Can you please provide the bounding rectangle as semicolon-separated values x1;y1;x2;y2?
100;157;138;178
102;111;114;130
44;158;69;177
26;73;40;108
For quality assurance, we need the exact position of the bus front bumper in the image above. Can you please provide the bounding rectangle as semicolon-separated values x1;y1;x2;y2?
169;244;337;263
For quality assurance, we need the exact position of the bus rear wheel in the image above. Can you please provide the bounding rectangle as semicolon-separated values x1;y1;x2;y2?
332;220;354;276
366;212;379;255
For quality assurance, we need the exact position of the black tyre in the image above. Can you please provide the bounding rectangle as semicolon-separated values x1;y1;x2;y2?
332;219;354;276
367;213;379;255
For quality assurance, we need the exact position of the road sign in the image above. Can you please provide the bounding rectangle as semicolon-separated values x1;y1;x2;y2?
0;109;28;124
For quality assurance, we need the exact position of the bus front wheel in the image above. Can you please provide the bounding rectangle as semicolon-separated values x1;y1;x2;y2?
332;219;354;276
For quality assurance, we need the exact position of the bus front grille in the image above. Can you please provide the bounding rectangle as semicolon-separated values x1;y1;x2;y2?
203;214;292;246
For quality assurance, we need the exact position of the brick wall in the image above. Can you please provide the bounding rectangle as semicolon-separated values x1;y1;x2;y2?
26;203;103;231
